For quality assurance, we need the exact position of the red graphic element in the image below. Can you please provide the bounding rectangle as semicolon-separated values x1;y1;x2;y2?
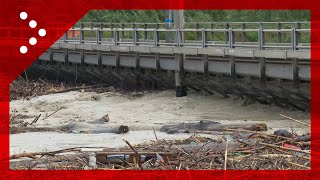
0;0;320;179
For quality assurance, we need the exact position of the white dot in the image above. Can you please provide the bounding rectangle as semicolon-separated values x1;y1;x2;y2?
29;20;37;28
20;12;28;20
29;37;37;45
20;46;28;54
38;29;46;37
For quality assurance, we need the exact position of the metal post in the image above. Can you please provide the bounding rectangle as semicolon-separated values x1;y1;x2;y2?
110;23;114;39
176;28;181;47
259;28;265;50
114;28;119;45
80;23;84;44
96;28;101;44
144;23;148;40
210;22;214;43
134;28;139;46
196;22;200;41
225;22;229;44
202;28;206;48
90;22;94;38
121;23;125;40
242;22;246;44
228;28;234;48
154;29;159;46
259;21;263;29
277;21;282;44
296;21;301;44
100;22;104;42
291;28;298;50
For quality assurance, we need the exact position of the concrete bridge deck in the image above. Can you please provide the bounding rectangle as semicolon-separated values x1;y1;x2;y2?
30;22;310;111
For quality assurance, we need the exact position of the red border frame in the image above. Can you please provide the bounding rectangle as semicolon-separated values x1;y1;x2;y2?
1;0;320;179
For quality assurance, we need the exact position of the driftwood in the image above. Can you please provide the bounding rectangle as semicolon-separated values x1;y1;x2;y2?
61;125;129;134
10;124;129;134
10;147;83;159
41;84;109;96
171;141;240;153
96;151;173;164
10;153;89;170
11;113;128;134
10;126;63;134
160;121;267;134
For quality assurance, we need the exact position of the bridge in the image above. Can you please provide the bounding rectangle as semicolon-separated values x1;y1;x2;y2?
29;21;310;110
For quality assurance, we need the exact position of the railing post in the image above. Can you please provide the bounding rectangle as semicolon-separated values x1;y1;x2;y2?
242;22;246;44
114;28;119;45
210;22;214;43
144;23;148;40
259;21;263;29
121;23;125;40
110;23;114;39
80;22;84;44
202;28;206;48
228;28;234;48
277;21;282;43
196;22;200;41
296;21;301;43
259;28;265;50
291;28;298;50
176;28;181;47
154;29;159;46
96;28;101;44
225;22;229;44
134;28;139;46
90;22;94;38
100;22;104;42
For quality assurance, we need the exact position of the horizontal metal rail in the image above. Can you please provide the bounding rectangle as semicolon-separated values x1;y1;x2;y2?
74;21;310;29
59;26;310;50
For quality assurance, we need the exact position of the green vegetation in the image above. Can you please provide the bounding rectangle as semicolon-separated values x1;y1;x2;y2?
81;10;310;23
79;10;310;44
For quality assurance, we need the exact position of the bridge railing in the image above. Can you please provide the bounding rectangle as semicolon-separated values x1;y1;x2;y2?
71;21;310;43
74;21;310;29
59;25;310;50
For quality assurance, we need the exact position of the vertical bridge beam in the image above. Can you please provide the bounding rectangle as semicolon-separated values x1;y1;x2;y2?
175;53;187;97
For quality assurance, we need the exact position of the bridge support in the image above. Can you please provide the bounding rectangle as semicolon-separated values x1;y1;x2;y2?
175;53;187;97
175;71;187;97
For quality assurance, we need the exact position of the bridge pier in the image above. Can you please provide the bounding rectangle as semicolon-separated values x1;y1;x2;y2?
175;53;187;97
175;71;187;97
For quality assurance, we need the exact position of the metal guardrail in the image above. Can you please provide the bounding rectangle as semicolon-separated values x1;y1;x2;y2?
58;25;310;50
74;21;310;29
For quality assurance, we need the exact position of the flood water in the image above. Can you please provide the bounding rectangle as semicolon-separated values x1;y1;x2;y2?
10;90;310;155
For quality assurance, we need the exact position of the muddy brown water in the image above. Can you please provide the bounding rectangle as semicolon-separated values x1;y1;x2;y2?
10;90;310;154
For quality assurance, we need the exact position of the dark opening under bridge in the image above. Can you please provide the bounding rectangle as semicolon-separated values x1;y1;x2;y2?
29;21;310;110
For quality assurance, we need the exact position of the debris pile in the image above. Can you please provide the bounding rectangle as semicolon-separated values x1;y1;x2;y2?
10;76;114;101
10;126;310;170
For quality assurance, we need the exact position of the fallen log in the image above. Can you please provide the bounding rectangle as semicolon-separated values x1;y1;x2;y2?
10;126;63;134
160;121;267;134
61;124;129;134
206;123;267;132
